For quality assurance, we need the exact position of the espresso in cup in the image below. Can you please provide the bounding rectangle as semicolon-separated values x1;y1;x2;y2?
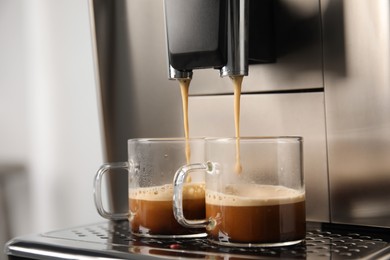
94;138;206;238
129;183;205;236
173;137;305;247
206;184;305;244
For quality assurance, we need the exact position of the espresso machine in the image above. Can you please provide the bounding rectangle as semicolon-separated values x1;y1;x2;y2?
5;0;390;259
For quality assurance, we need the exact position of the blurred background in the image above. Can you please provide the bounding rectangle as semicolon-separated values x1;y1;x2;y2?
0;0;104;257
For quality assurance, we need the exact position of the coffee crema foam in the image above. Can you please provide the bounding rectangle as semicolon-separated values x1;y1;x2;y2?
206;184;304;207
129;183;205;201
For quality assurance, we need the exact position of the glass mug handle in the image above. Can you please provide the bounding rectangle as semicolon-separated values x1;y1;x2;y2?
94;162;129;220
173;162;214;229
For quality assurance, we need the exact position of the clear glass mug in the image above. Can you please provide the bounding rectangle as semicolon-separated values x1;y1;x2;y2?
94;138;206;238
173;137;306;247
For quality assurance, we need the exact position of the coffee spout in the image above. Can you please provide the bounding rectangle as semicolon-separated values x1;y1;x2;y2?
168;66;193;80
220;0;249;78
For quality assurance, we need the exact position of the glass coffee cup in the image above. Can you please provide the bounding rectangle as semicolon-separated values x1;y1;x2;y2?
173;137;306;247
94;138;206;238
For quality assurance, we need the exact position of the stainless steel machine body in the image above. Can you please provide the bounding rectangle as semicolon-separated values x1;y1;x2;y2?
90;0;390;228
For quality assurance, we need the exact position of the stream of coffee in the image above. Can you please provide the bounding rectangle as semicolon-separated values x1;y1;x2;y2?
231;75;243;174
179;75;243;174
179;78;191;165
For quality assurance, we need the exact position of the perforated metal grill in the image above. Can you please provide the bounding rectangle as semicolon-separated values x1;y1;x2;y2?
41;221;390;259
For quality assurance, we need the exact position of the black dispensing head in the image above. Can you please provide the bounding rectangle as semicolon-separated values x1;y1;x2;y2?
164;0;275;79
164;0;228;75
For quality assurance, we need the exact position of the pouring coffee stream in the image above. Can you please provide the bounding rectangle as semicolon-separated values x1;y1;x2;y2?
179;78;191;165
232;75;243;174
177;76;244;175
178;78;192;183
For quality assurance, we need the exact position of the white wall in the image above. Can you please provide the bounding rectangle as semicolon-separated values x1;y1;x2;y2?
0;0;28;162
0;0;104;248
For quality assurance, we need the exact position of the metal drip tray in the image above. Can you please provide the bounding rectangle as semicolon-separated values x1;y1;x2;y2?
5;221;390;259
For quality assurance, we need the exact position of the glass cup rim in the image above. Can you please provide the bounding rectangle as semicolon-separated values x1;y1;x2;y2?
205;136;302;143
127;137;205;144
127;136;302;144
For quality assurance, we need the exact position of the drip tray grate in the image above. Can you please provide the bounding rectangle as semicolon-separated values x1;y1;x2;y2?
42;221;390;259
6;221;390;259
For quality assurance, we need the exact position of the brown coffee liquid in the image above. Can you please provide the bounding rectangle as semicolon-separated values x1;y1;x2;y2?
129;183;205;236
231;76;243;174
206;184;306;244
179;76;243;174
179;79;191;164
